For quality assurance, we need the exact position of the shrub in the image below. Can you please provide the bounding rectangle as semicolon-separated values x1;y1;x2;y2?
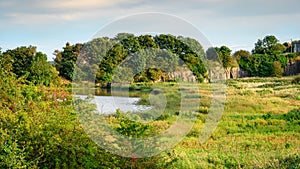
284;108;300;122
272;61;283;77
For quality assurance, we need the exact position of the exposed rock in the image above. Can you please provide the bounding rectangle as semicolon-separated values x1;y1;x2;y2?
168;67;197;82
222;67;249;79
284;59;300;76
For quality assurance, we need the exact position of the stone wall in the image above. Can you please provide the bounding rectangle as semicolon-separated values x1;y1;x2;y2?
224;67;249;79
284;59;300;76
208;66;248;81
168;67;197;82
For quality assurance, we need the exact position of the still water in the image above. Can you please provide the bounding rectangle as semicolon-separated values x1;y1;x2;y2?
76;88;151;114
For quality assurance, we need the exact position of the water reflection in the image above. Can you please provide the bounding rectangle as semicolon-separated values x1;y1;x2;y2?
76;88;151;114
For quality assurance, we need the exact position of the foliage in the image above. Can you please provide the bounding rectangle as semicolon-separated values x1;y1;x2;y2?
1;56;300;168
230;35;289;77
2;46;59;86
0;65;165;168
272;61;284;77
3;46;36;78
237;53;288;77
206;47;219;61
215;46;236;69
2;35;300;168
134;68;169;82
113;111;152;138
54;34;207;85
28;52;59;86
284;108;300;122
54;43;83;81
233;50;252;70
252;35;286;55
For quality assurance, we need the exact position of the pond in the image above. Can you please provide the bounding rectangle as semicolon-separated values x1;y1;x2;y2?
76;88;152;114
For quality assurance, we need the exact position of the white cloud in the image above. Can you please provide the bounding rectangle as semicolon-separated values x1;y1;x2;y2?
41;0;129;10
1;0;300;59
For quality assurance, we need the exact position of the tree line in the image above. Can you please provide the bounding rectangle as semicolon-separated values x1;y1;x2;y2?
53;34;299;83
1;34;299;87
232;35;299;77
54;33;208;85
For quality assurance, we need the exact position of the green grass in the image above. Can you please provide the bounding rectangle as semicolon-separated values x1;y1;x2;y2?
166;76;300;168
112;76;300;168
2;76;299;168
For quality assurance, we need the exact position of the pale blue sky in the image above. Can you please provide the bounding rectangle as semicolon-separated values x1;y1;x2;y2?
1;0;299;60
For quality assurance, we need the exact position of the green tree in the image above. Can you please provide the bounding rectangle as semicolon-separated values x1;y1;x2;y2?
233;50;252;71
54;43;82;80
215;46;235;69
55;34;208;84
138;35;159;49
29;52;59;86
252;35;286;55
3;46;59;86
113;33;134;41
154;34;207;81
3;46;36;78
272;61;284;77
0;48;14;75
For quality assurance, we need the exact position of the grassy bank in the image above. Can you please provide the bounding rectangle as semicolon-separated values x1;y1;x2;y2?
168;76;300;168
1;76;299;168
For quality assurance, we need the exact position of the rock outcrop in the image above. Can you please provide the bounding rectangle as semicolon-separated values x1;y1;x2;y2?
168;67;197;82
284;59;300;76
224;67;249;79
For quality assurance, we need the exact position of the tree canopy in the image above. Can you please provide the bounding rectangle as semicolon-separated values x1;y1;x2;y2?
252;35;286;55
52;34;299;81
54;33;208;84
234;35;290;77
2;46;59;86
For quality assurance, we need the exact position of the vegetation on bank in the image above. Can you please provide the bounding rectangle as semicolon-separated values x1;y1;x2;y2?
1;34;300;168
1;64;300;168
54;34;300;85
54;33;208;85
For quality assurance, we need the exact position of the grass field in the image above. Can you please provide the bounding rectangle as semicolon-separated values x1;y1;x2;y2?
2;75;299;168
162;76;300;168
102;76;300;168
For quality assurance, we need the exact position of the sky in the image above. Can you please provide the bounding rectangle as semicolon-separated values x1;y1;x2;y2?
0;0;300;60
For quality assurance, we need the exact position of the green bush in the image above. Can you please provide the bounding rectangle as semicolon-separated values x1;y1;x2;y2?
272;61;284;77
284;108;300;122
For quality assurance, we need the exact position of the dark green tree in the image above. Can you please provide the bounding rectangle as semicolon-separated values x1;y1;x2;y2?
233;50;252;71
54;43;82;80
3;46;36;78
138;35;159;49
154;34;207;81
3;46;58;86
113;33;134;41
252;35;286;55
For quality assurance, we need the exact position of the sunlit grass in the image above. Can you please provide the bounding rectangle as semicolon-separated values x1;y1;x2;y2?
169;76;300;168
92;77;300;168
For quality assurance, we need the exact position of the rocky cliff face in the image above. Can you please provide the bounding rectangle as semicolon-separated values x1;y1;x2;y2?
167;59;300;83
169;66;247;83
222;67;249;79
284;59;300;76
168;67;197;82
